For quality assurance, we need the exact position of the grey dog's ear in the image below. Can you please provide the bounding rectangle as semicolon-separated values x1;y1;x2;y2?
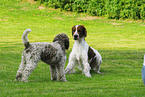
53;33;69;50
64;37;69;50
62;33;69;50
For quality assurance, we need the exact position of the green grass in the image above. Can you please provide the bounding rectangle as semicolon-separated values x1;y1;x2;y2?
0;0;145;96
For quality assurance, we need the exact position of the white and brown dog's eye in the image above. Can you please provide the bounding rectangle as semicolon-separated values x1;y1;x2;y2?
78;30;81;32
72;31;75;34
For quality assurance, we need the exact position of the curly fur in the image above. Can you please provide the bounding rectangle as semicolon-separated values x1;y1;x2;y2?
15;29;69;82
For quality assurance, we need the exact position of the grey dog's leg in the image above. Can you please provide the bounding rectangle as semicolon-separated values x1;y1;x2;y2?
50;65;58;81
21;53;39;82
16;52;26;81
57;60;67;82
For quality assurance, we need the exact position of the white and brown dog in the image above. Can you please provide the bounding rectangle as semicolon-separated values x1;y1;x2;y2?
15;29;69;82
65;25;102;77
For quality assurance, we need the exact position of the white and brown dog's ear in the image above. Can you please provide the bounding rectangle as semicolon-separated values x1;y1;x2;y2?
77;25;87;38
72;25;76;36
81;25;87;37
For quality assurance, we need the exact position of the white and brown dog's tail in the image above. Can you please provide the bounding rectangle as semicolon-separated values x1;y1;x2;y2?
22;29;31;48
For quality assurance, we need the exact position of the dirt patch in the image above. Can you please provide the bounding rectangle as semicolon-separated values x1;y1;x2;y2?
54;17;63;20
77;16;100;20
25;0;36;3
112;23;123;25
141;25;145;26
0;19;6;21
63;12;74;17
39;6;46;10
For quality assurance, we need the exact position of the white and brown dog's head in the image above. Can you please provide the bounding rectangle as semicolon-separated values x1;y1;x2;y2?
72;25;87;40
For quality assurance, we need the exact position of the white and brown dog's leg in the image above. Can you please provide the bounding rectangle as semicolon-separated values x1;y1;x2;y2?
82;61;91;77
95;62;102;74
65;56;76;74
50;65;58;81
81;54;91;77
65;62;76;74
16;52;26;81
91;59;102;74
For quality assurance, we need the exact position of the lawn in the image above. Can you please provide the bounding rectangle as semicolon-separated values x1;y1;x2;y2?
0;0;145;96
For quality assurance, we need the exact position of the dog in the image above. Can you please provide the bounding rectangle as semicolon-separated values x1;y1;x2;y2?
15;29;69;82
65;25;102;77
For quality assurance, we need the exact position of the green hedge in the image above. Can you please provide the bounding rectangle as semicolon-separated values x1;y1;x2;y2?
35;0;145;20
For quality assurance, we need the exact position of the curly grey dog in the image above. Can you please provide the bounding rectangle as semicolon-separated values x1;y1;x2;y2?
15;29;69;82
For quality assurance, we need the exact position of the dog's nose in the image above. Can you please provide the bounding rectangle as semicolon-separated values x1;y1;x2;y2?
74;35;78;39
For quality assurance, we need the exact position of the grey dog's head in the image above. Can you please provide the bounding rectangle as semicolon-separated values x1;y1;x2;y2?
53;33;69;50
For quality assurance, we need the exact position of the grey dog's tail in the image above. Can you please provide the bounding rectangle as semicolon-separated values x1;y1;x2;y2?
22;29;31;48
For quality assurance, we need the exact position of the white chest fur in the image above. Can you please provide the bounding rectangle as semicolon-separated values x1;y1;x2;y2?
72;39;89;61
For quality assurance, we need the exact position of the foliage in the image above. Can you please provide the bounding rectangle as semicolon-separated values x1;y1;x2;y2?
35;0;145;20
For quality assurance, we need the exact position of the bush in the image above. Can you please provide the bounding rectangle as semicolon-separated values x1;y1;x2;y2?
140;2;145;20
87;0;106;16
34;0;145;20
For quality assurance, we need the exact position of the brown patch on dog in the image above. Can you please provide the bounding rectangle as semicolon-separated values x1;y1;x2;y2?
72;26;76;36
88;47;97;68
88;47;95;60
77;25;87;37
